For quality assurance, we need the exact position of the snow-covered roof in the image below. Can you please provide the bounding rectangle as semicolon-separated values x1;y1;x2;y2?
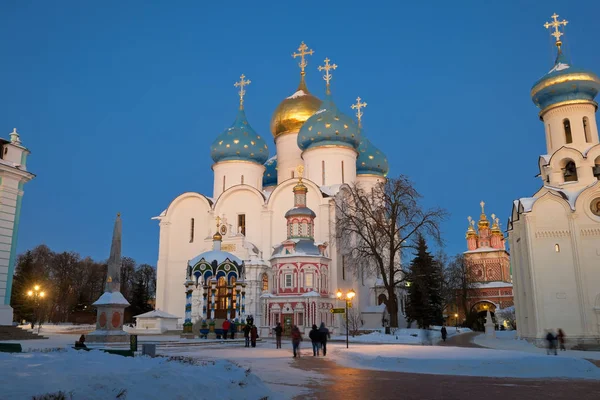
301;290;321;297
475;281;513;289
93;291;130;306
540;154;550;164
271;239;326;258
464;246;504;254
189;250;243;266
134;310;179;319
519;197;537;212
260;293;275;298
286;90;307;99
320;184;342;197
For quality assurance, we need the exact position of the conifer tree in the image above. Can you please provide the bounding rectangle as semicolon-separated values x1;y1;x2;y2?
405;235;443;328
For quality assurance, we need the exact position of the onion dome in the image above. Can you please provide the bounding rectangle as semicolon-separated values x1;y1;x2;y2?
211;75;268;164
478;200;490;229
466;217;478;239
491;214;503;236
531;14;600;115
298;58;360;151
263;156;278;187
271;42;322;138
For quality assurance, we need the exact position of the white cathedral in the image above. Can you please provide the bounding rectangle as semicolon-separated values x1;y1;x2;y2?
508;15;600;347
154;43;395;335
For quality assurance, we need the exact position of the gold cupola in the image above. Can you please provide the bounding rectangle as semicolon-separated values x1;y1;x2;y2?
478;200;490;229
270;42;322;138
466;216;478;239
491;214;503;236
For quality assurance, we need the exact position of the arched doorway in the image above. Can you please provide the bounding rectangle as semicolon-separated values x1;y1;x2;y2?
469;301;496;331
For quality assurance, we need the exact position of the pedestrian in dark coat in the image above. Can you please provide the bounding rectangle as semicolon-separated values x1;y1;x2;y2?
317;323;330;356
250;325;258;348
273;322;283;349
222;320;231;340
229;320;236;339
546;330;557;355
243;324;251;347
291;325;302;357
309;325;321;356
557;329;566;351
441;326;448;342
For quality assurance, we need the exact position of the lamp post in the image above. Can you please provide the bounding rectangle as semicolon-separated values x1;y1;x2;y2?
336;288;355;349
27;285;46;330
454;313;458;332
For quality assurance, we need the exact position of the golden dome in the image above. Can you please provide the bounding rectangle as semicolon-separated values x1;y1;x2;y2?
270;76;321;138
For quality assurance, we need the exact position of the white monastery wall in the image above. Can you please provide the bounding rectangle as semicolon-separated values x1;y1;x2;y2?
275;133;303;183
212;161;264;199
542;104;599;155
302;146;357;186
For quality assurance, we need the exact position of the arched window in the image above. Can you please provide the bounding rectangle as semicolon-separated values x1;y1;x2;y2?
241;175;244;184
547;124;553;149
583;117;591;143
555;244;560;252
189;218;195;243
262;273;268;291
563;160;578;182
378;294;387;305
563;119;573;144
222;175;226;192
594;157;600;180
216;276;228;319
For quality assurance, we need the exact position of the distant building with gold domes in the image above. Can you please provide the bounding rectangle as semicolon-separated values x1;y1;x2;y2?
456;202;513;328
153;42;395;336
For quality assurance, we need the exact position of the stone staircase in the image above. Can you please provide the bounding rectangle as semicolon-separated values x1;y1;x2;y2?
0;326;47;341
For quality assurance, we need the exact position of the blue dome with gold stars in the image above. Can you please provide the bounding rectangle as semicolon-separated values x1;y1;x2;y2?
263;155;277;187
356;137;388;177
531;49;600;114
211;108;269;164
297;94;360;151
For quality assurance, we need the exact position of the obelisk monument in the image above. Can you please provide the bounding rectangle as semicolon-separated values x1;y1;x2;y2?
87;214;130;343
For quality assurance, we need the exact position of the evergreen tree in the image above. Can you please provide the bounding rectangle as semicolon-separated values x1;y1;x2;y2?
405;235;443;328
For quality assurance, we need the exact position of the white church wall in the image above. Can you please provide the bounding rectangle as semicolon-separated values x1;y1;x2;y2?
302;146;357;186
275;133;303;184
212;161;265;199
213;185;265;247
542;104;599;155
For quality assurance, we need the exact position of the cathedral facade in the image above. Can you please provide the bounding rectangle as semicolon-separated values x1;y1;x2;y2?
154;43;393;334
508;15;600;347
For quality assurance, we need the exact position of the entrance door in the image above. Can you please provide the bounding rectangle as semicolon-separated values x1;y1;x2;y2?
283;314;293;336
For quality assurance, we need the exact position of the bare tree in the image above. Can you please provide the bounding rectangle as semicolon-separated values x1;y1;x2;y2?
335;176;447;328
445;254;476;321
341;308;364;337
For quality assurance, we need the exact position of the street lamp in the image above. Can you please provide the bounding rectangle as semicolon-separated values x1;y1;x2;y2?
27;285;46;330
454;313;459;332
336;288;355;349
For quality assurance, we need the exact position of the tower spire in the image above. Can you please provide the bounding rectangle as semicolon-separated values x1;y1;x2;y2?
351;97;368;128
234;74;251;110
318;57;337;95
105;213;122;293
544;13;568;51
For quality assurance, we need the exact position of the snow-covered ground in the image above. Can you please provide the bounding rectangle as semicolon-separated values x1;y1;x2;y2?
331;326;471;344
160;341;322;399
474;330;600;360
0;348;273;400
18;323;95;334
330;343;600;379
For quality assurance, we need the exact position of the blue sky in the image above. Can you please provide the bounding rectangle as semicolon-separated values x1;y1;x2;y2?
1;1;598;264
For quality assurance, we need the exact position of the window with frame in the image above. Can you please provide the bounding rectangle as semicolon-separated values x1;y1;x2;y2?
189;218;195;243
238;214;246;235
262;273;268;291
285;274;293;288
297;312;304;326
304;273;313;287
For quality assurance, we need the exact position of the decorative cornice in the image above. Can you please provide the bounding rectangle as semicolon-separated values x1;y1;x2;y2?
539;99;598;119
534;230;571;238
580;228;600;237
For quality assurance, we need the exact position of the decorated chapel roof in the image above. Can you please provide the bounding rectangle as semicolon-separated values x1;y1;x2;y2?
211;74;269;165
298;58;360;152
531;14;600;115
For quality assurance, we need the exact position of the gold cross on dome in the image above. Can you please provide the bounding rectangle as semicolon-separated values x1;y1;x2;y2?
292;42;314;76
480;200;485;213
351;97;368;127
296;165;304;181
544;13;568;48
234;74;251;109
318;57;337;93
216;215;221;228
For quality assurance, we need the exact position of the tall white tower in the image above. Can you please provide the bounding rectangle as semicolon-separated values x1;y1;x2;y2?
508;14;600;347
0;129;35;326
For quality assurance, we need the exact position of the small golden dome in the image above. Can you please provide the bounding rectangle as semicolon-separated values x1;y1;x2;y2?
212;231;222;241
270;76;321;138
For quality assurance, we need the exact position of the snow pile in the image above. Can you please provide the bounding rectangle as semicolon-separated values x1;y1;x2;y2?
286;90;307;99
331;344;600;379
19;323;95;333
331;327;471;344
0;349;273;400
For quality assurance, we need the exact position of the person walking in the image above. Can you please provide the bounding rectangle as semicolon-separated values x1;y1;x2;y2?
309;325;320;356
441;326;448;342
229;320;236;339
250;324;258;348
273;322;283;349
318;322;330;356
557;329;566;351
243;323;251;347
222;319;231;340
546;330;557;355
291;325;302;358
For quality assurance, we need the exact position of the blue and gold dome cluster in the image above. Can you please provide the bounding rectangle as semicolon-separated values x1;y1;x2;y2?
210;108;269;164
263;155;278;187
531;49;600;113
297;93;360;151
356;137;388;177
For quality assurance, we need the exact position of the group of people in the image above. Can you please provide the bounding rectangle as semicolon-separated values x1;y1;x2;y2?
242;315;258;348
270;322;331;358
546;328;566;355
221;319;237;340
